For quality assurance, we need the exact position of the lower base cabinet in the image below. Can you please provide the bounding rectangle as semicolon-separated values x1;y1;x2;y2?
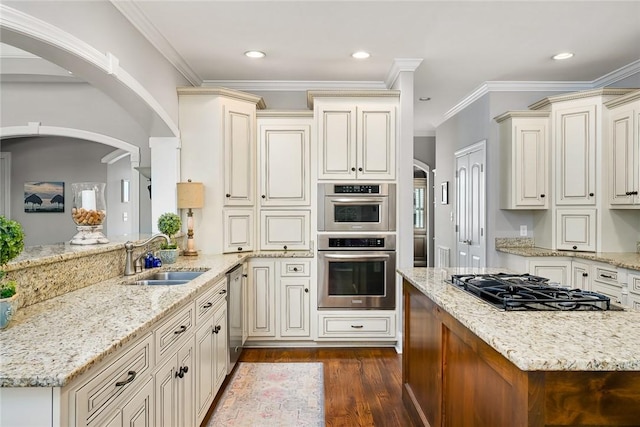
154;338;194;427
100;376;155;427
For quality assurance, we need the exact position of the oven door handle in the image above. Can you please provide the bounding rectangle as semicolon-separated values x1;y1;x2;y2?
322;253;391;260
330;198;384;204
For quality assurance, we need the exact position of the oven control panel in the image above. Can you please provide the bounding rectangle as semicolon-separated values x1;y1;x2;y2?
333;185;380;194
328;237;386;248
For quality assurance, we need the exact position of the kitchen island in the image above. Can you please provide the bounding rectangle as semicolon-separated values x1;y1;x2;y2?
399;267;640;427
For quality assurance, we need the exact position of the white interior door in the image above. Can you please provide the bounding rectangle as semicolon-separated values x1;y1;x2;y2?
455;142;486;268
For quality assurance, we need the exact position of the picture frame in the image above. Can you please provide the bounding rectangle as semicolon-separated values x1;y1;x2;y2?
441;181;449;205
24;181;65;213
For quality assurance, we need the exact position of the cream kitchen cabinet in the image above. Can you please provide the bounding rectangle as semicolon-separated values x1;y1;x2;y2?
571;260;591;290
605;90;640;207
259;210;311;251
154;338;194;427
310;91;399;180
223;209;254;253
257;113;312;206
527;258;572;285
247;259;312;341
316;312;396;341
555;208;596;252
224;103;256;207
626;270;640;310
495;111;550;209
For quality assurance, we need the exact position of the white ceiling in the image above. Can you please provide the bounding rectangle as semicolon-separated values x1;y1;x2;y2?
3;1;640;134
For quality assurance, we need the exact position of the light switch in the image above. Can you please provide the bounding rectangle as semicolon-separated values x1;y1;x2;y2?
123;212;128;222
520;225;527;236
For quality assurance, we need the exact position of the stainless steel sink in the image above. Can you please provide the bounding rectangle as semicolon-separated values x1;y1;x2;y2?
130;271;204;286
134;279;190;286
148;271;204;281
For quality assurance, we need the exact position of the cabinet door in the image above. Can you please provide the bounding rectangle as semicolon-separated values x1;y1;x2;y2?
528;260;571;285
194;318;215;425
121;376;154;427
224;105;255;206
609;106;638;206
260;210;310;251
318;104;357;179
248;261;276;337
513;119;548;208
356;104;396;180
212;303;228;390
155;339;194;427
223;209;254;253
176;340;195;427
280;278;310;338
572;261;591;291
259;122;311;206
556;208;596;251
555;104;597;205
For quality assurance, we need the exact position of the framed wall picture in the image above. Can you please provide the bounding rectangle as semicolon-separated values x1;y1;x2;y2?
441;181;449;205
24;181;65;213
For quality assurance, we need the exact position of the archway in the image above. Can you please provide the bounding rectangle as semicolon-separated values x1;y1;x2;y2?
413;160;433;266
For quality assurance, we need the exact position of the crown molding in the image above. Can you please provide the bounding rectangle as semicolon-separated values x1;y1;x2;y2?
604;89;640;109
202;80;387;92
385;58;423;88
493;110;551;123
110;0;201;86
592;59;640;88
529;87;636;110
256;110;313;118
307;89;400;109
177;86;267;109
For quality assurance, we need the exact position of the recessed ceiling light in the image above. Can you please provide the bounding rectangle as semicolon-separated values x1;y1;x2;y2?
419;97;431;101
552;52;574;60
244;50;266;58
352;51;370;59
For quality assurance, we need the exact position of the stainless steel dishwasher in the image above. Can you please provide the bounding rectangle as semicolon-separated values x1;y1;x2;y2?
226;264;243;374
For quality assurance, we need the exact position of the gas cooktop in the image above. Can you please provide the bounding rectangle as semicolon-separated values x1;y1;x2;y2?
451;273;624;311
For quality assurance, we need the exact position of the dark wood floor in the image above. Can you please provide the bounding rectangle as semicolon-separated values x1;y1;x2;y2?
237;347;418;427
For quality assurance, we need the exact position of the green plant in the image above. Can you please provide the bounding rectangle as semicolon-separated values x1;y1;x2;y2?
157;212;181;249
0;216;25;299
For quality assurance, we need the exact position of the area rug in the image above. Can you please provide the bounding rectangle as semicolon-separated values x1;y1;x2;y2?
207;362;325;426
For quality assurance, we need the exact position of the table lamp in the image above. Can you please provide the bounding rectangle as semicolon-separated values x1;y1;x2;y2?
177;180;204;256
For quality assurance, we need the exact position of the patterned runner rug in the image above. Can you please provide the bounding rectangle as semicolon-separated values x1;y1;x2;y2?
207;362;325;426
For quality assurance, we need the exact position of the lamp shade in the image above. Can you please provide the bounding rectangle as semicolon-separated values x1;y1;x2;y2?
177;181;204;209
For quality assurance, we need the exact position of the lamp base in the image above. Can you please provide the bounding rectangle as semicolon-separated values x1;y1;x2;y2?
182;248;198;257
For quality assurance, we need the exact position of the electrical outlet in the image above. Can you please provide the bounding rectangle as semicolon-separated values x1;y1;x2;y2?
520;225;527;237
123;212;128;222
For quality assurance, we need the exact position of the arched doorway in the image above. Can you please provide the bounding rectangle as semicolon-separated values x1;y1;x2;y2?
413;160;433;266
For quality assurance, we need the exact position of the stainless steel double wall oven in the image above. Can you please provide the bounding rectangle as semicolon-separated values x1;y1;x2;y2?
318;184;396;310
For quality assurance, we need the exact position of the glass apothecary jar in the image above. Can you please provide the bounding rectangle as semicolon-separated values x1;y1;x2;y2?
70;182;109;245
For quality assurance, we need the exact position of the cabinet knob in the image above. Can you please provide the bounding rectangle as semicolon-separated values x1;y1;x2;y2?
626;191;631;195
305;288;309;293
540;194;545;198
242;273;248;277
351;167;356;171
226;193;231;198
283;245;288;250
293;267;298;272
582;272;588;277
237;247;242;251
262;195;266;199
573;245;578;250
213;325;221;334
589;193;594;197
358;167;363;172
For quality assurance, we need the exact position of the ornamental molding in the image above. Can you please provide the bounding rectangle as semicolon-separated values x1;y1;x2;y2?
177;86;267;109
202;80;387;92
256;110;313;118
306;89;401;109
385;58;423;88
110;0;202;86
603;89;640;109
528;88;637;110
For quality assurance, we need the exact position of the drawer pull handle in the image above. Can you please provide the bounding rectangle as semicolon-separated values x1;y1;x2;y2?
115;371;137;387
213;325;222;334
202;302;213;309
174;325;188;335
351;325;364;329
601;274;614;279
219;289;227;294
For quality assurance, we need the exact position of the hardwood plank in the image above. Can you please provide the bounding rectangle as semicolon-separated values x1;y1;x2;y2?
235;347;419;427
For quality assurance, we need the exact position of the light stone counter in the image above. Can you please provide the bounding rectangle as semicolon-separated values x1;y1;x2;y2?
0;250;312;388
398;267;640;372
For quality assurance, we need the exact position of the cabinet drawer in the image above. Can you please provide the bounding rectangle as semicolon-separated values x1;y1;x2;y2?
155;303;195;363
195;278;227;324
591;281;622;304
593;266;618;286
318;314;395;339
280;261;310;277
75;333;153;425
628;272;640;296
627;291;640;311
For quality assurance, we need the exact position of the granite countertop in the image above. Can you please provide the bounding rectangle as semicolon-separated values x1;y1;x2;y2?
0;250;313;388
398;267;640;372
495;246;640;271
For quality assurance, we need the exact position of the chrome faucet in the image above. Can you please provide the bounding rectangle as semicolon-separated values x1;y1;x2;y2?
124;233;170;276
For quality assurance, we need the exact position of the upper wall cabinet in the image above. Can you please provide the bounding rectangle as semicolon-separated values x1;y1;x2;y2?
605;90;640;208
257;113;312;207
495;111;550;209
309;91;399;181
224;104;256;207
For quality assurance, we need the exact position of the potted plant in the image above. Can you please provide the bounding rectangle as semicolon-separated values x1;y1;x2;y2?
157;212;181;264
0;216;25;329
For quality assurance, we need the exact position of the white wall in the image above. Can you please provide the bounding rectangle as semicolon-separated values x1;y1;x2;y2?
414;136;435;167
2;136;111;246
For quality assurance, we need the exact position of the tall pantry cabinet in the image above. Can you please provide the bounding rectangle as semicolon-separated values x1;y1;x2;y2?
178;87;265;255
